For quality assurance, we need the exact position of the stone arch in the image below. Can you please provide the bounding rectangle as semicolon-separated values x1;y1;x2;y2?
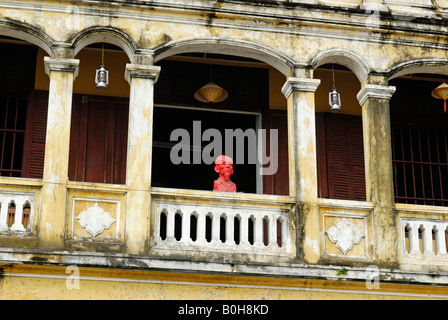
387;58;448;80
0;18;54;54
153;37;296;76
309;48;370;82
70;26;138;62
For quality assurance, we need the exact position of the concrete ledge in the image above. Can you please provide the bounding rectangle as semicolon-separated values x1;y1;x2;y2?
1;247;448;287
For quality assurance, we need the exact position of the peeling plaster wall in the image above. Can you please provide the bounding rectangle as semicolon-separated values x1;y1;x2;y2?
1;0;448;76
1;0;448;299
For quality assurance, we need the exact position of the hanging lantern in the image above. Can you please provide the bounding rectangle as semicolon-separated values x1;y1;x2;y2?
95;43;109;91
194;81;228;103
431;82;448;113
95;65;109;91
329;65;341;113
194;61;228;103
329;88;341;113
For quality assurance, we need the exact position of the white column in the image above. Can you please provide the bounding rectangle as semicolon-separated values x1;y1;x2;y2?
357;81;398;266
124;63;160;254
281;75;320;263
39;57;79;249
281;77;320;201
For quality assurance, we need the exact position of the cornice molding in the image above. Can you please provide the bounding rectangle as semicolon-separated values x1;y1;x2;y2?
44;56;80;78
125;63;161;84
281;77;321;99
357;83;396;106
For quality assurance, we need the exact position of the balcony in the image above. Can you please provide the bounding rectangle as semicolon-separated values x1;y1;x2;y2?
398;204;448;267
0;175;444;266
0;174;447;290
0;178;41;237
151;187;295;262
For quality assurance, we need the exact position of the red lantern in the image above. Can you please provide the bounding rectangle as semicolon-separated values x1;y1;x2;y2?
431;82;448;113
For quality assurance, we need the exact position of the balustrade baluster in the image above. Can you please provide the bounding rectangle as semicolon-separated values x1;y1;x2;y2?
166;209;175;241
268;216;277;246
212;212;220;243
408;223;420;255
0;196;7;230
196;212;206;245
153;201;290;254
421;223;433;256
181;211;191;243
11;198;25;231
434;224;447;255
254;215;264;246
226;213;235;245
240;214;249;245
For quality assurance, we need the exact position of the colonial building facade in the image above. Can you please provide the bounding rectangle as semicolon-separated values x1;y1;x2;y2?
0;0;448;299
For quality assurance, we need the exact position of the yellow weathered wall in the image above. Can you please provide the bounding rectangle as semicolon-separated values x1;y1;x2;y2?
2;264;447;300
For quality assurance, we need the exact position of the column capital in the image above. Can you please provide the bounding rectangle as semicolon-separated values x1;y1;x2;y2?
44;56;79;78
281;77;321;99
125;63;161;84
357;84;396;106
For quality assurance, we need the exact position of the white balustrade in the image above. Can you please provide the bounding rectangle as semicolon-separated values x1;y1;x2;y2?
0;192;35;232
154;200;291;255
401;218;448;261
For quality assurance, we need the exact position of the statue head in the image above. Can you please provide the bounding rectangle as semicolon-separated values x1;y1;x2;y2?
214;155;234;181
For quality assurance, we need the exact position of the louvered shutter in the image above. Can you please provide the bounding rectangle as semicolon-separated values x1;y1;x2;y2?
322;113;366;201
21;90;48;179
262;110;289;196
68;94;128;184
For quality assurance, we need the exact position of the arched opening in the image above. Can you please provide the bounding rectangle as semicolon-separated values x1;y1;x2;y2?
0;35;43;179
314;63;365;201
66;42;131;184
220;214;226;243
389;69;448;206
22;201;31;229
234;215;241;245
174;212;182;241
159;210;167;241
151;50;289;195
190;213;198;242
7;201;15;228
205;213;212;243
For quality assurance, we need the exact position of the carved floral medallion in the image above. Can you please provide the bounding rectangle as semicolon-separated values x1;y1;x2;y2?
75;202;116;238
325;218;365;255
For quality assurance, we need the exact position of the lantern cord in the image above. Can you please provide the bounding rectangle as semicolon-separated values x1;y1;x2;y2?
445;100;446;113
332;65;336;89
101;43;105;65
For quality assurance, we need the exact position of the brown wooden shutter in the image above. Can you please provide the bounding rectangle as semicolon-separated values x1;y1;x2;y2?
316;112;328;198
21;90;48;179
262;110;289;196
69;94;128;184
317;113;366;201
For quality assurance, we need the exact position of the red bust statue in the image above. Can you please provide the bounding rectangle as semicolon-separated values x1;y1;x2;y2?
213;155;237;192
